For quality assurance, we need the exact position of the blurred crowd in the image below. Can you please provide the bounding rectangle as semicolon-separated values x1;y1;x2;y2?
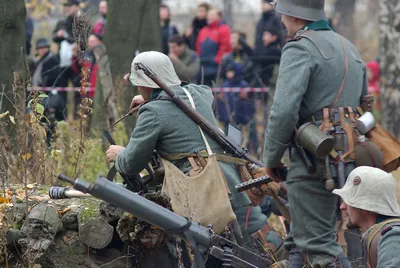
25;0;381;154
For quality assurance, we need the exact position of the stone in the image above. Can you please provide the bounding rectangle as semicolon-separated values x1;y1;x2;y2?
28;202;62;235
79;217;113;249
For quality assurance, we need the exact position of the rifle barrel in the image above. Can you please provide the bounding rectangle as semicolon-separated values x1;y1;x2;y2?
140;65;264;167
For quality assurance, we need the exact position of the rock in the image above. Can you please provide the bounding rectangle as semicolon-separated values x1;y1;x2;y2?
6;229;21;245
62;211;79;231
19;220;54;261
99;201;123;224
28;202;62;235
79;217;113;249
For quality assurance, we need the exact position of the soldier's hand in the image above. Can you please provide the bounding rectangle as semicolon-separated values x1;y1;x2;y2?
129;95;145;113
106;145;125;162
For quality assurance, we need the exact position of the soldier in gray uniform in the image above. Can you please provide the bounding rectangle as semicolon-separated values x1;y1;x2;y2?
262;0;368;267
105;51;283;265
333;166;400;268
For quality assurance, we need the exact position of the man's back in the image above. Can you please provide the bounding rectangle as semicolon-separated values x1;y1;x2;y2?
116;84;252;211
275;30;366;121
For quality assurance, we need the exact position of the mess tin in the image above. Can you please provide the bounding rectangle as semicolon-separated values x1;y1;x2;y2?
296;122;335;159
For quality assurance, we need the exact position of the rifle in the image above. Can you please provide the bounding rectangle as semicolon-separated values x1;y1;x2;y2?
57;173;274;268
134;63;288;179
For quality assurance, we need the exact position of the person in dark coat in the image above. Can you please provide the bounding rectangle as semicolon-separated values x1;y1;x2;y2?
52;0;81;88
252;27;282;87
32;38;60;88
221;31;254;84
184;2;210;50
160;4;179;55
254;0;282;56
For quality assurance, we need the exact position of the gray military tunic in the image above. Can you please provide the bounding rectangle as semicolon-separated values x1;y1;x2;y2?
115;84;274;239
263;20;368;266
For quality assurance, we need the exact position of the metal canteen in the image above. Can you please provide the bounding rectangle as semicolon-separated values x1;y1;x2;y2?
296;122;335;159
356;111;376;134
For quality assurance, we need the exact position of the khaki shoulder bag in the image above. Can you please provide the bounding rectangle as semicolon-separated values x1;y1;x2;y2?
161;87;237;234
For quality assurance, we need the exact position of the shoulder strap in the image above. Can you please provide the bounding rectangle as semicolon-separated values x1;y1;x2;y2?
293;31;348;108
331;35;349;108
365;219;400;268
181;87;213;156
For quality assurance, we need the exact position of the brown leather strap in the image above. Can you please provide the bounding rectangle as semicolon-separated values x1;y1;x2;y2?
339;107;355;160
331;36;349;108
320;108;333;133
348;106;355;123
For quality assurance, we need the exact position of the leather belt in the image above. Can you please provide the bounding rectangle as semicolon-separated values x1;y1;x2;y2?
299;107;359;125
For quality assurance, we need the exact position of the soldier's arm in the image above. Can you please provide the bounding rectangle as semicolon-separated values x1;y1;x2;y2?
115;105;162;176
172;55;200;82
362;63;368;96
263;41;312;167
377;227;400;268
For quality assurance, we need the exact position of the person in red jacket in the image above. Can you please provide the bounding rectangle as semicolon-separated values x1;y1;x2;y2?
72;34;102;99
196;8;232;86
93;0;107;37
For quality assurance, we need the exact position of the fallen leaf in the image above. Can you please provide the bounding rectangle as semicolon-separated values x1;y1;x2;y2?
0;111;9;119
26;183;36;189
0;197;10;204
21;153;32;161
9;115;15;124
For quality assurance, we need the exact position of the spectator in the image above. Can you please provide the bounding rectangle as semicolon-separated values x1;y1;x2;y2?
221;31;254;84
93;0;107;37
160;4;179;55
31;39;65;124
52;0;81;88
254;0;282;57
32;38;60;87
252;27;282;87
366;61;381;122
184;2;210;50
196;8;232;86
25;15;34;56
72;34;102;99
168;35;200;83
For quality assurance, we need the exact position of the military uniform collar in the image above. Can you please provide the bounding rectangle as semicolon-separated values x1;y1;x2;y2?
150;88;163;100
294;20;333;38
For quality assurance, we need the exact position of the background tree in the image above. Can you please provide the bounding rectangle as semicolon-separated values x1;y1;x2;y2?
334;0;357;42
380;0;400;138
98;0;162;134
0;0;26;114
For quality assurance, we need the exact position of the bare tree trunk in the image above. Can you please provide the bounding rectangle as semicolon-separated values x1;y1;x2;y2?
103;0;162;133
334;0;356;42
0;0;26;113
380;0;400;139
223;0;233;26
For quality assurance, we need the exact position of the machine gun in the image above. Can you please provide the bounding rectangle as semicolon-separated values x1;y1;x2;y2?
57;173;274;268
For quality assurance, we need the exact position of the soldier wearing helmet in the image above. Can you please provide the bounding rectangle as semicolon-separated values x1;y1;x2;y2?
105;51;283;265
263;0;368;267
333;167;400;268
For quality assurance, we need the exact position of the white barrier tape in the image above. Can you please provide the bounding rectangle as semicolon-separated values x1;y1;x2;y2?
28;87;269;93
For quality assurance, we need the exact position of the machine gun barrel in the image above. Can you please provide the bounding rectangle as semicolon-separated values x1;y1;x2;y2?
57;174;272;268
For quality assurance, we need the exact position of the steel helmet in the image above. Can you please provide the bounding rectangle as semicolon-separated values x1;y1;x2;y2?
275;0;326;22
129;51;181;88
333;167;400;217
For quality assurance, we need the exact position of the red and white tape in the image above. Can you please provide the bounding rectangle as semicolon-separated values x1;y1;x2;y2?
28;87;269;93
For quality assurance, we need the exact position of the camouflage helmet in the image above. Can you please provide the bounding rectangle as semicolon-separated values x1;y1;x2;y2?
275;0;326;22
333;167;400;217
